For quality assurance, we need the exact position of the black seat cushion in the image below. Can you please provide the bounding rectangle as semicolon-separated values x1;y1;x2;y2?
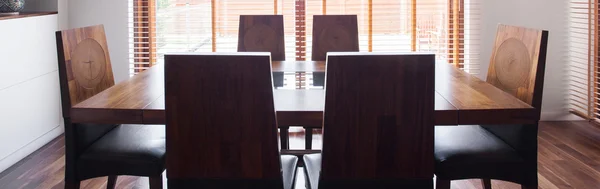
74;123;118;153
77;124;166;180
435;125;525;180
281;155;299;189
303;153;321;189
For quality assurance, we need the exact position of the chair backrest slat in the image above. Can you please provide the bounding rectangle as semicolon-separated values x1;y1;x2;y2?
165;53;282;187
321;53;435;184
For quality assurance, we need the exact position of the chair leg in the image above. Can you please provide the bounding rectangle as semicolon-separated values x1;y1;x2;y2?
304;127;313;150
481;179;491;189
107;175;117;189
65;181;80;189
149;174;164;189
436;178;451;189
280;126;290;150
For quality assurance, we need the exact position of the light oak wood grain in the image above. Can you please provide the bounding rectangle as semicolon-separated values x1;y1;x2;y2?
71;60;535;126
57;25;116;118
487;24;549;115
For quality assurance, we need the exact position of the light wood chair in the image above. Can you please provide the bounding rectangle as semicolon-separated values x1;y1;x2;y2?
56;25;165;189
238;15;286;88
434;24;549;189
303;53;436;189
164;52;298;189
311;15;359;87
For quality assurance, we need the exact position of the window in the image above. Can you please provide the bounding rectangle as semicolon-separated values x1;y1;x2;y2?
129;0;480;75
568;0;598;122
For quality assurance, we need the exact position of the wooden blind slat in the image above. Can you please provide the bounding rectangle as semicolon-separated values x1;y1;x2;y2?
567;0;598;122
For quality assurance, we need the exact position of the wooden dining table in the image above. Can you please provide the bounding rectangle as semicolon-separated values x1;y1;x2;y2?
70;60;538;127
69;60;538;153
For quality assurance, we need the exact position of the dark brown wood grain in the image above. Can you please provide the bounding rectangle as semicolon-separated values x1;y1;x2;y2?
318;53;435;187
0;11;57;21
311;15;359;61
238;15;285;61
56;24;116;118
164;53;283;188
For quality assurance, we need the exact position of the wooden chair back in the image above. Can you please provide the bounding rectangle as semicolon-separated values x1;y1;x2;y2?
487;24;548;113
320;53;435;188
238;15;285;61
164;53;283;188
56;24;115;117
311;15;359;61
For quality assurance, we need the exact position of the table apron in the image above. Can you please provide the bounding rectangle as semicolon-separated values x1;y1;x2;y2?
70;108;537;126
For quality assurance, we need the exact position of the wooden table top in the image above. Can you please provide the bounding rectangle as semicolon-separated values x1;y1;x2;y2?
71;61;537;126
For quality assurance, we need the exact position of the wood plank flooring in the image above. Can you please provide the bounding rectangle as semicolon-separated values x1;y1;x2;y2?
1;121;599;189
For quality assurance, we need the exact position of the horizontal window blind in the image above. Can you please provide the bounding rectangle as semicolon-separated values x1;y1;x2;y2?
129;0;481;75
461;0;481;73
568;0;597;122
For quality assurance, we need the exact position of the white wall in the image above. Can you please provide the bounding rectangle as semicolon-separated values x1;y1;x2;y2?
58;0;68;30
0;15;63;173
479;0;574;120
67;0;129;83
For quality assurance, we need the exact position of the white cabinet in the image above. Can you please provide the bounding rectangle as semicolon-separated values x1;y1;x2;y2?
0;14;62;173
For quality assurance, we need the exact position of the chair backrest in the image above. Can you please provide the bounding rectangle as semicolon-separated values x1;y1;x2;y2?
56;25;120;182
238;15;285;61
487;24;548;113
56;24;116;117
482;25;548;186
320;53;435;187
164;52;283;188
311;15;359;61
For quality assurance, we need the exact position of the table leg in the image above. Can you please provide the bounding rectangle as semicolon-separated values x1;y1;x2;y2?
304;127;313;150
280;126;290;150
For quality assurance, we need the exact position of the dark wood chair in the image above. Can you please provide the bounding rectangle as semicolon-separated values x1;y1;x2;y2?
311;15;359;87
434;24;549;189
238;15;286;88
164;52;299;189
56;25;165;189
303;53;436;189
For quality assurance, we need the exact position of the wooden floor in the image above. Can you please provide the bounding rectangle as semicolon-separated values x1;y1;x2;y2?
1;121;600;189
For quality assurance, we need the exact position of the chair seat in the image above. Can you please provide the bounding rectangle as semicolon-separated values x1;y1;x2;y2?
281;155;299;189
434;125;525;179
303;153;321;189
77;124;166;180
